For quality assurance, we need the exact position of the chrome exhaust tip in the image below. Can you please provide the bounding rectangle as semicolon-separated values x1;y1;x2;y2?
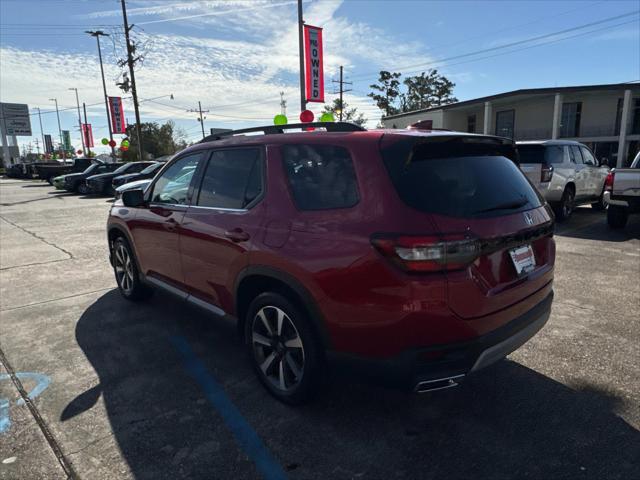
414;374;465;393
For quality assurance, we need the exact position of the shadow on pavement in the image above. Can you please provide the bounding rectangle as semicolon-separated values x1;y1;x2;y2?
65;290;640;479
554;207;640;241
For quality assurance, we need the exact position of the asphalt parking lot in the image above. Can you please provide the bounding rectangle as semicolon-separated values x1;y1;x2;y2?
1;177;639;480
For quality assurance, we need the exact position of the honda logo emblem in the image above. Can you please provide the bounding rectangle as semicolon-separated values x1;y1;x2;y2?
524;212;534;225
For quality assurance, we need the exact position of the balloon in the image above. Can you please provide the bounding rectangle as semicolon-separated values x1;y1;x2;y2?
120;145;129;152
121;139;130;147
101;138;109;145
320;112;335;123
108;140;117;147
299;110;314;123
77;150;83;155
273;114;288;126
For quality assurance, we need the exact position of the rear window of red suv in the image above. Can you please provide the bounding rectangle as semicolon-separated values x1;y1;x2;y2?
382;136;543;218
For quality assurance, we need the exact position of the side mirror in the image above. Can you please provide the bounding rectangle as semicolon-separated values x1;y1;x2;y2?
599;158;609;167
122;188;145;207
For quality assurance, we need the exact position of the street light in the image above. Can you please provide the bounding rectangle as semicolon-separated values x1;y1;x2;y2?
68;88;86;156
49;98;64;159
86;30;116;158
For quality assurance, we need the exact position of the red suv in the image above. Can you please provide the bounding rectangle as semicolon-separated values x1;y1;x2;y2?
107;123;555;404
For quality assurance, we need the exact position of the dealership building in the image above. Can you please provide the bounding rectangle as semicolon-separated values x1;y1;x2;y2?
382;82;640;167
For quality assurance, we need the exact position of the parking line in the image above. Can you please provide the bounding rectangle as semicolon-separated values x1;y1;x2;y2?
170;336;287;480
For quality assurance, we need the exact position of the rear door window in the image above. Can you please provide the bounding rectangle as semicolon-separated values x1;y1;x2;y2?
282;144;359;210
196;148;263;209
383;137;542;218
570;146;583;164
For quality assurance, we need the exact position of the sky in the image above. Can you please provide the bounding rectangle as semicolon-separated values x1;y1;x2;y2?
1;0;639;155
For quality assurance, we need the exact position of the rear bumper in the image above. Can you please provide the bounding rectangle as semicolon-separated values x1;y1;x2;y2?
604;191;640;212
329;291;553;391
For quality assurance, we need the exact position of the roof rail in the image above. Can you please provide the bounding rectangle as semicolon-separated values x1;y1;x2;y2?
199;121;366;143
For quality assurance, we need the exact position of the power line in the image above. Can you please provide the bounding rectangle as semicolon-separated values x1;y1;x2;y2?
350;10;640;81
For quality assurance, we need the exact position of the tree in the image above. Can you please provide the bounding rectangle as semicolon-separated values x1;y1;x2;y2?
121;120;187;161
368;71;401;116
402;69;458;111
322;98;367;126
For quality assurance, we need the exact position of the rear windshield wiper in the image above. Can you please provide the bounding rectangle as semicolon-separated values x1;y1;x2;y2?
474;198;529;214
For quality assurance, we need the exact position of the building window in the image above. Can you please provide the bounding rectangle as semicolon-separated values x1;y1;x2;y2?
560;102;582;138
495;110;515;138
632;98;640;135
467;114;476;133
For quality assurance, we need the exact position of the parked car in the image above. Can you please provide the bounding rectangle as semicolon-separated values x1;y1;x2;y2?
111;161;164;190
517;140;609;221
604;151;640;229
86;161;155;195
64;162;122;194
107;123;555;404
35;157;95;184
114;179;152;199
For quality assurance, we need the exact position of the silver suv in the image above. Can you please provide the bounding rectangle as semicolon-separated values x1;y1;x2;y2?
518;140;609;221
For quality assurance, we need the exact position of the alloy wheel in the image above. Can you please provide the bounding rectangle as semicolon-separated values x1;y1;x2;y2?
563;191;574;218
251;306;305;392
114;244;134;293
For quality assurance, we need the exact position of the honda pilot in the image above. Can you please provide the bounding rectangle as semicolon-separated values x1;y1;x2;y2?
107;123;555;404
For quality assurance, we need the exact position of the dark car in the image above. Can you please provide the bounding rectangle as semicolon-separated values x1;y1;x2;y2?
107;123;555;404
111;161;164;190
64;162;122;194
86;161;155;195
35;157;95;184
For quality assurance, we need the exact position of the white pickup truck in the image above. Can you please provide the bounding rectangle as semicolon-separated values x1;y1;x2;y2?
604;152;640;229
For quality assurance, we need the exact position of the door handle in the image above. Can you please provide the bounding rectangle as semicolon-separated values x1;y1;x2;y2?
224;228;250;242
164;217;178;231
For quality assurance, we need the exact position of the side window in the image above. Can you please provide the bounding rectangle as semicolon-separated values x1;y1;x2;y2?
97;165;108;173
282;144;359;210
196;149;263;209
570;146;583;164
580;147;596;166
546;146;565;164
151;153;202;205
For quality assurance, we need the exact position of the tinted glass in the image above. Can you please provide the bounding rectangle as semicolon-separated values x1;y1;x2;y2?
83;164;99;174
151;153;202;204
383;139;542;218
282;144;359;210
141;162;162;174
580;147;596;166
519;145;565;164
196;149;262;209
570;145;583;164
113;163;135;174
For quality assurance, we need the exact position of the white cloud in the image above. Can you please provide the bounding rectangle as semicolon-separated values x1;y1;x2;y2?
3;0;441;146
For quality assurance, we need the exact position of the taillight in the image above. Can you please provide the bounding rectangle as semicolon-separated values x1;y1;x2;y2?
371;234;480;272
604;171;614;192
541;164;553;183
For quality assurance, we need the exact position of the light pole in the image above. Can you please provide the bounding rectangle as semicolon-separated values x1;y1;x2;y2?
86;30;116;159
35;107;45;156
297;0;306;114
49;98;64;159
68;88;86;156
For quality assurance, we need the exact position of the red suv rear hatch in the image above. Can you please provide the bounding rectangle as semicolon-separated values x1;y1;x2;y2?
379;133;555;319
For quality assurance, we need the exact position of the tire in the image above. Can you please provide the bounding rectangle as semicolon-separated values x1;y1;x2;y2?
112;237;153;301
607;206;628;229
245;292;324;405
47;176;54;185
77;182;88;195
554;187;575;222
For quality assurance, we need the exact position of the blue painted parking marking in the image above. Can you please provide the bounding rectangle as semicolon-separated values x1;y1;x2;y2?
171;336;287;480
0;372;51;434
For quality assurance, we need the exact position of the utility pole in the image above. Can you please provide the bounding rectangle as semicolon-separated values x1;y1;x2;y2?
69;88;86;155
86;30;116;158
49;97;64;159
280;91;287;115
297;0;306;114
82;102;91;156
331;65;352;122
34;138;41;155
35;107;45;153
188;101;209;139
121;0;144;161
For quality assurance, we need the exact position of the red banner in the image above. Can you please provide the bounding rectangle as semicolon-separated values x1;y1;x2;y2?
108;96;126;134
304;25;324;103
82;123;94;148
